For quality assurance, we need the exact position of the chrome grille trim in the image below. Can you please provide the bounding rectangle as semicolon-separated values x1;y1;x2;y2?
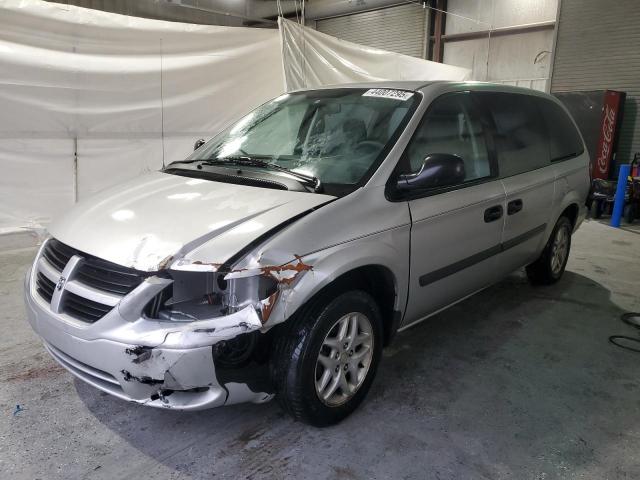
35;238;147;323
39;254;125;306
37;256;60;283
65;280;123;307
50;254;83;314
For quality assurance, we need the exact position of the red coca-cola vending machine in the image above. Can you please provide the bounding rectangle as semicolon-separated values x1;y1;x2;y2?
553;89;626;180
592;91;626;179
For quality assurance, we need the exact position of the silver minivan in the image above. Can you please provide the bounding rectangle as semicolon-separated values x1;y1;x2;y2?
24;82;589;426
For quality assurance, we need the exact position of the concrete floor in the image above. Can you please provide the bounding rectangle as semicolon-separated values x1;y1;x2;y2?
1;219;640;480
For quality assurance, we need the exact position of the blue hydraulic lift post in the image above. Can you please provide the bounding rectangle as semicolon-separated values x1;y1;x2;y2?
610;164;631;228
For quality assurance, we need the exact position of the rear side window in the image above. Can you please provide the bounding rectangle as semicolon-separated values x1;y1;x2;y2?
477;92;549;177
536;98;584;161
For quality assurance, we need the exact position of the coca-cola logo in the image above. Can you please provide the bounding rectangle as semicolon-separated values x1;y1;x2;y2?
597;104;616;174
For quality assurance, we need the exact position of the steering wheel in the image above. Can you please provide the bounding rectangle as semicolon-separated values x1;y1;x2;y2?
354;140;384;155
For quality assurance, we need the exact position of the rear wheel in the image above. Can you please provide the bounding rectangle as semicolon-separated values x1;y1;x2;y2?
526;216;572;285
272;290;383;427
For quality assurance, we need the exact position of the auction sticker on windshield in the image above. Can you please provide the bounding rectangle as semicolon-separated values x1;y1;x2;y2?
362;89;414;101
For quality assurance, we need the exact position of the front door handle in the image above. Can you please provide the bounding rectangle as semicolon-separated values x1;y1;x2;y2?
484;205;503;223
508;199;523;215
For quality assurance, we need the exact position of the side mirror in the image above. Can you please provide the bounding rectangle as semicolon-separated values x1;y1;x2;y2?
396;153;466;192
194;138;206;151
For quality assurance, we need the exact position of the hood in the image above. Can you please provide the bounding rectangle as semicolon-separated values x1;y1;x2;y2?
49;172;335;271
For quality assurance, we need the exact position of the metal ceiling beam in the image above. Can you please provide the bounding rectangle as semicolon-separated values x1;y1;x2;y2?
434;20;556;43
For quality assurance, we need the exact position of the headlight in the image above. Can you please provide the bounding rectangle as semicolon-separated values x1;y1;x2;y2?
147;270;278;323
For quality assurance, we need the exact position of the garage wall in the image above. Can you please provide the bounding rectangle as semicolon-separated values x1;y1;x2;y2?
551;0;640;162
443;0;557;91
316;4;428;58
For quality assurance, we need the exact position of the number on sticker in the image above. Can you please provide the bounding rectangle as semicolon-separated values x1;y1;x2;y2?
362;89;414;101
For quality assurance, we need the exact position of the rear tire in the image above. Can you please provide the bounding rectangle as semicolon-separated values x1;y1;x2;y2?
526;216;572;285
271;290;383;427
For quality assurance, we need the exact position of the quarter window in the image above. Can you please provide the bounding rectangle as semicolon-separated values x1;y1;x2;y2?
477;92;549;177
537;98;584;161
404;93;491;183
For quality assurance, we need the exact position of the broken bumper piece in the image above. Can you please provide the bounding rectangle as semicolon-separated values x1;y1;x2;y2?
24;268;272;410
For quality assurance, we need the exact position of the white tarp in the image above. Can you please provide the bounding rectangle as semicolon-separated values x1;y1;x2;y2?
0;1;471;235
0;0;284;233
278;17;471;90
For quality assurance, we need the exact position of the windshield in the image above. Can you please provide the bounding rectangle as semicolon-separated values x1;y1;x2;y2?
182;88;419;190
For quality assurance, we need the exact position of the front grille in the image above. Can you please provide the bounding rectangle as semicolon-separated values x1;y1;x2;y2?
36;272;55;302
43;239;146;296
42;238;75;271
75;259;145;295
64;291;114;322
36;238;148;323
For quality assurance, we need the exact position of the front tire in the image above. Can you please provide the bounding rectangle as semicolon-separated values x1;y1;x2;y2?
272;290;383;427
526;216;572;285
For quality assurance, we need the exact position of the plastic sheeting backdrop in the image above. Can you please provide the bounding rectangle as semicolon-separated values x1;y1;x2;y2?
279;17;471;90
0;1;470;234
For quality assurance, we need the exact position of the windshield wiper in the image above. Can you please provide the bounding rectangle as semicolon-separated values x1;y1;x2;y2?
200;156;321;191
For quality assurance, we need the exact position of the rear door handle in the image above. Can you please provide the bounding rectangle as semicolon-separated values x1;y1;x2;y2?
507;199;523;215
484;205;503;223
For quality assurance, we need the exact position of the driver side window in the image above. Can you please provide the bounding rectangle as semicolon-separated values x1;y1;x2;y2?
405;93;491;183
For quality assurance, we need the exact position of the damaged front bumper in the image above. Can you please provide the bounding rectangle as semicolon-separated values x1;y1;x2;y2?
24;265;273;410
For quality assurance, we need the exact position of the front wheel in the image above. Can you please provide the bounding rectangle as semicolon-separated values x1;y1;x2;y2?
272;290;383;427
526;216;572;285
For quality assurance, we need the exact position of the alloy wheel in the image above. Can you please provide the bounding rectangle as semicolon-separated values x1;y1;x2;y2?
314;312;374;406
550;224;569;275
